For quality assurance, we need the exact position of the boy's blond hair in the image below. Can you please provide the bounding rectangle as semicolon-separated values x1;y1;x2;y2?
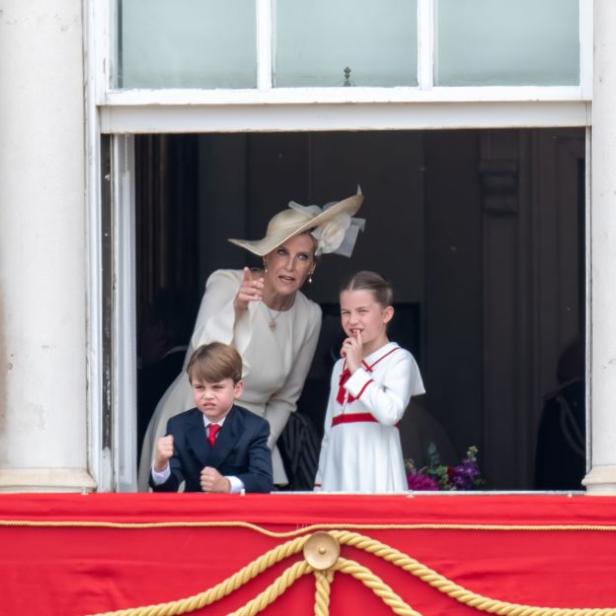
186;342;243;384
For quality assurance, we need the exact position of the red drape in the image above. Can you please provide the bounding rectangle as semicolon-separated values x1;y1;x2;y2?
1;493;615;616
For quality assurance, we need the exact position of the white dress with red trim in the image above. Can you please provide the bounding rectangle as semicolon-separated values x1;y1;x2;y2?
315;341;425;493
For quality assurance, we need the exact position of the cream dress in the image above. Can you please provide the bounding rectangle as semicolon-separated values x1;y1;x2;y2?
315;342;425;493
138;269;322;490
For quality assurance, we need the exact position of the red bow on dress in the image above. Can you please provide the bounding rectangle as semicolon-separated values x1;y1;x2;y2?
337;361;373;405
336;367;356;405
335;346;400;407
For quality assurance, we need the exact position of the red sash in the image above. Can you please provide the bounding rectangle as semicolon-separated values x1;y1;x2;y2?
331;412;399;428
332;413;377;426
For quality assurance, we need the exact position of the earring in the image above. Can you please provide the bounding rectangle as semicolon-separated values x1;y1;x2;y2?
263;260;268;273
308;271;314;284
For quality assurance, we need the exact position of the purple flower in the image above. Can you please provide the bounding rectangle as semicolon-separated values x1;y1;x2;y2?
405;445;484;491
450;460;482;490
407;472;440;491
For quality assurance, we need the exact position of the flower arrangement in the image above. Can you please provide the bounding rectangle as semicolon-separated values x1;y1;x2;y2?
406;443;485;491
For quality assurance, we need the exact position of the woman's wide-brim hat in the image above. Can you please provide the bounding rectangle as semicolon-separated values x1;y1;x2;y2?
228;188;364;257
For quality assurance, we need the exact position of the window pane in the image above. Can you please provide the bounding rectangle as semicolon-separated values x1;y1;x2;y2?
117;0;256;89
436;0;579;86
274;0;417;87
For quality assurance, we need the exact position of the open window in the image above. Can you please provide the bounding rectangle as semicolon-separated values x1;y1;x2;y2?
127;128;585;491
89;1;591;491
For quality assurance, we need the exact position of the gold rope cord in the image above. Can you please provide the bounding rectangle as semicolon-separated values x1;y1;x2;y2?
87;534;310;616
334;557;422;616
313;570;333;616
2;518;616;538
80;529;616;616
329;532;616;616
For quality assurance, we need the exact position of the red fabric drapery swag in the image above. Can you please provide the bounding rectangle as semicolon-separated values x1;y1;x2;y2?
1;493;615;616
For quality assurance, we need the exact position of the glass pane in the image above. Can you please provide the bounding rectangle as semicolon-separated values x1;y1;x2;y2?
436;0;579;86
274;0;417;87
117;0;256;89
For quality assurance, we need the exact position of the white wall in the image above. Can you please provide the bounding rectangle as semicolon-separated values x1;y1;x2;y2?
0;0;94;490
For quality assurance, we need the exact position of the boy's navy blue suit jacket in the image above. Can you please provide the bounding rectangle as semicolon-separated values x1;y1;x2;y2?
149;404;273;493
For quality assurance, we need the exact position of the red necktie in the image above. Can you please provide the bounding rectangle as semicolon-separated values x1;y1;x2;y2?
207;423;220;447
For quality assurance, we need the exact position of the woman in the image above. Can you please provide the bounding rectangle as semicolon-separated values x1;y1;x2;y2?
138;190;365;489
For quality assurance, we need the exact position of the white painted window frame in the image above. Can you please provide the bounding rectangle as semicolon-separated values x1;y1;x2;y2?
86;0;138;491
85;0;593;491
112;135;138;493
95;0;592;133
84;0;109;490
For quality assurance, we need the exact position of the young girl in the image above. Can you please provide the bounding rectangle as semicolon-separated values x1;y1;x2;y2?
315;271;425;492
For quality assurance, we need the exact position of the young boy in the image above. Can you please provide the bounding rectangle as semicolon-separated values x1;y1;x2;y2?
149;342;273;493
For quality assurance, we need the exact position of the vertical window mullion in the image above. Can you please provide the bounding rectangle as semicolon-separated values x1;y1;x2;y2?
111;134;138;491
91;0;112;98
579;0;593;99
256;0;273;90
417;0;435;89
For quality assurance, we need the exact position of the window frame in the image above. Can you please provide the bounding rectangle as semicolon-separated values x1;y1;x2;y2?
85;0;594;491
95;0;593;133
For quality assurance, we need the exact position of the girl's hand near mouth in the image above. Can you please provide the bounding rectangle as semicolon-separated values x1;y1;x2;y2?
341;330;363;373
